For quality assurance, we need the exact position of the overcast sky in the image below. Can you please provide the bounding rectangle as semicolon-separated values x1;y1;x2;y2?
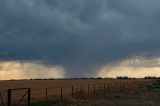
1;0;160;78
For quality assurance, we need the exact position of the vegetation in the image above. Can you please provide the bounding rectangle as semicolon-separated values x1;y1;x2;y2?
1;79;159;105
117;76;129;79
144;76;159;79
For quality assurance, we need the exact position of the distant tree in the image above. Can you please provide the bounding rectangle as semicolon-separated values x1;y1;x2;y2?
144;76;158;79
117;76;129;79
97;77;103;79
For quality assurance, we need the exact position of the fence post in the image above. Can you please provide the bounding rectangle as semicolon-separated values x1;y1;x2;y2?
115;82;117;91
28;88;31;106
108;83;110;92
0;92;4;106
104;83;106;92
110;83;113;92
72;86;74;98
93;84;95;95
80;85;83;94
122;82;125;89
88;84;89;96
119;82;121;89
7;89;11;106
46;88;48;104
60;88;63;102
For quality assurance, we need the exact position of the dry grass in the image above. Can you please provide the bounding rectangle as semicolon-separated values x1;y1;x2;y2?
0;79;154;89
0;79;158;105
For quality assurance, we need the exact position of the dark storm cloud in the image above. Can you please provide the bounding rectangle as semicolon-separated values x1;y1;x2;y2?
1;0;160;77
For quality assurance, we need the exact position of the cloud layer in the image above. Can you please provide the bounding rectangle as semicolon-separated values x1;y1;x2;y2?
0;61;65;79
98;57;160;78
1;0;160;77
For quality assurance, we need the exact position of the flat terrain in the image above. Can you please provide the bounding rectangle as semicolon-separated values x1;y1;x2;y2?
0;79;159;106
0;79;153;89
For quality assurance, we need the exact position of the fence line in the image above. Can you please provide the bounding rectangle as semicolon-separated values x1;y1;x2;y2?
0;79;155;106
32;82;141;103
0;88;31;106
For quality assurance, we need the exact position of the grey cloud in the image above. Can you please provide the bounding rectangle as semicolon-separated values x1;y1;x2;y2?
1;0;160;77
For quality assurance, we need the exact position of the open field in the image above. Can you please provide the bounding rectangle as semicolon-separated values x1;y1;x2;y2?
0;79;159;106
0;79;154;89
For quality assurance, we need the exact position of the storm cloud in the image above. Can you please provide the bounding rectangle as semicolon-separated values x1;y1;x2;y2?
1;0;160;77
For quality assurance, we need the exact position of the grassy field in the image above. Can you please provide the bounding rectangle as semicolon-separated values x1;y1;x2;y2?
0;79;154;89
0;79;159;106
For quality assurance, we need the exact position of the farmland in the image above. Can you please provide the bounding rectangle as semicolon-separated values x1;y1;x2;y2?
0;78;154;90
0;79;160;106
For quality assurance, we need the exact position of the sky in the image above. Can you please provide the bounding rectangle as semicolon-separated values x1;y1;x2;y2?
1;0;160;79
